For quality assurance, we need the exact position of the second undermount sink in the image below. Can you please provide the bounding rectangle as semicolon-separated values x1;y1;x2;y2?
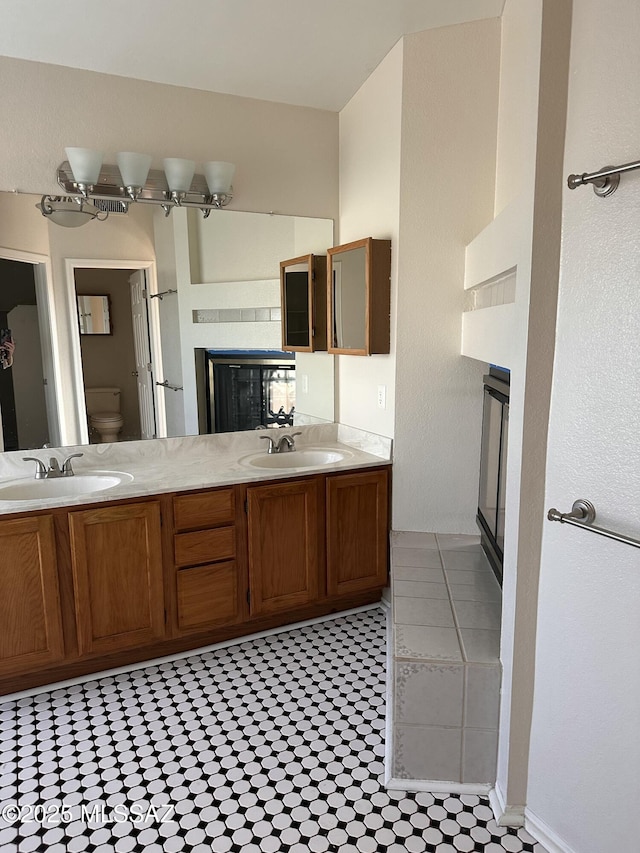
240;447;352;470
0;471;134;502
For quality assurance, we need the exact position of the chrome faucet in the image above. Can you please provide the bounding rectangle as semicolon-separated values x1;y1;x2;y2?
259;432;302;454
23;453;84;479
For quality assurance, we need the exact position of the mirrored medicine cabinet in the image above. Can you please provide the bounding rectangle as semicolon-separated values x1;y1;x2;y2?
327;237;391;356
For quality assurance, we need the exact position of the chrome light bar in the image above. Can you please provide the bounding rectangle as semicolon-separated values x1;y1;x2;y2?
57;161;233;217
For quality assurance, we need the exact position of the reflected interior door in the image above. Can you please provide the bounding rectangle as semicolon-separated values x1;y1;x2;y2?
129;271;156;439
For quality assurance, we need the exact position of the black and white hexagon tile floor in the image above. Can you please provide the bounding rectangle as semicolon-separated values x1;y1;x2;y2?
0;608;544;853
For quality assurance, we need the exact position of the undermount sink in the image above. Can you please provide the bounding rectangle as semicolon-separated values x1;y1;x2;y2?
240;447;352;470
0;471;134;502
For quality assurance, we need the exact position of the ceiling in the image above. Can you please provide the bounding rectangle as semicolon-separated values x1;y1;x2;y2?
0;0;504;111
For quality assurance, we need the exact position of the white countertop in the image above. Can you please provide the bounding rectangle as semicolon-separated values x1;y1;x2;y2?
0;423;392;516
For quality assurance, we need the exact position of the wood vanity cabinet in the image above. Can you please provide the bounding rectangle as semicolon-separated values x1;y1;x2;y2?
246;478;320;616
326;469;389;596
280;254;327;352
0;515;65;677
68;501;165;656
172;487;241;634
327;237;391;355
0;465;390;695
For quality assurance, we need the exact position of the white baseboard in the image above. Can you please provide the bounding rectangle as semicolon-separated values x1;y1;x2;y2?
525;808;577;853
1;602;383;704
489;784;525;826
387;777;492;796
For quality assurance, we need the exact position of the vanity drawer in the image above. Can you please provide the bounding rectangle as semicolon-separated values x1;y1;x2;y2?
174;527;235;568
176;561;239;631
173;489;235;532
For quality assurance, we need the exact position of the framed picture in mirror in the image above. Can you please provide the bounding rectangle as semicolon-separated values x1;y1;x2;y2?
77;294;112;335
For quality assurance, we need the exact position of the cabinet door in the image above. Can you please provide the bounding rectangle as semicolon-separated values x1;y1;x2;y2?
0;515;65;677
69;502;165;656
327;238;391;355
247;480;319;616
280;254;327;352
326;469;389;596
176;561;239;632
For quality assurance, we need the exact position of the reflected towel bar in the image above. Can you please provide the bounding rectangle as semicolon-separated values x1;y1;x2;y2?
547;499;640;549
156;380;183;392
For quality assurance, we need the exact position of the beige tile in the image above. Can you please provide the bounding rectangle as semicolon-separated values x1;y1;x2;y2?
436;533;481;551
452;600;501;631
392;547;443;568
460;629;501;663
445;568;495;586
465;664;501;729
448;576;501;602
395;625;463;662
394;725;462;782
392;531;438;549
395;597;455;628
396;662;464;726
393;566;446;583
462;728;498;783
441;550;491;571
393;580;449;600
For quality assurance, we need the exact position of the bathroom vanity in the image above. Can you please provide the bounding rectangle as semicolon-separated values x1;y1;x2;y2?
0;425;391;696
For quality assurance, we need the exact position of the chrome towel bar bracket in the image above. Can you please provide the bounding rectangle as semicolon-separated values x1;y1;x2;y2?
567;157;640;197
547;499;640;550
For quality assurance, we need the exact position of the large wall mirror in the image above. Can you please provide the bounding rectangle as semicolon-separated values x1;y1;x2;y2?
0;191;334;452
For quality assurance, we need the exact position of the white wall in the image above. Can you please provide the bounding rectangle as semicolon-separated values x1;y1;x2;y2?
336;41;402;438
526;2;640;850
392;20;500;533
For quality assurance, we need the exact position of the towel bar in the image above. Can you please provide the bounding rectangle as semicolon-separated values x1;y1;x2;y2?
156;380;183;392
547;499;640;549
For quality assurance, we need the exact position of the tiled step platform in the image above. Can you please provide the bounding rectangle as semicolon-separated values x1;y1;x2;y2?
388;532;502;789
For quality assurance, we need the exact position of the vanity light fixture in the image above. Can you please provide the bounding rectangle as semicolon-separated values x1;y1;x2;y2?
54;147;236;220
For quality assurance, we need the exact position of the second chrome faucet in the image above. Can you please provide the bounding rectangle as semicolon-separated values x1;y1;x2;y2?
23;453;84;479
259;432;302;454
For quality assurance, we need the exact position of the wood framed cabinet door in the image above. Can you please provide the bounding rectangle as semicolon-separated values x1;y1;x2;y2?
0;515;65;677
69;501;165;656
326;469;389;597
247;479;319;617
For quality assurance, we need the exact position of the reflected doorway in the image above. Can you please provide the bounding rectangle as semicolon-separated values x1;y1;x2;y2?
0;257;50;450
73;268;157;443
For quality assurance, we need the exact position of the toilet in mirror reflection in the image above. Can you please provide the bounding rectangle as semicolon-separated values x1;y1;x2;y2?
86;387;124;442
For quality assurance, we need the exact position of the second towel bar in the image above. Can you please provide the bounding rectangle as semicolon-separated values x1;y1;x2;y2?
547;499;640;550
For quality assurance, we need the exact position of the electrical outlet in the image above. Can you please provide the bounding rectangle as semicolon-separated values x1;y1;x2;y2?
301;374;309;394
377;385;386;409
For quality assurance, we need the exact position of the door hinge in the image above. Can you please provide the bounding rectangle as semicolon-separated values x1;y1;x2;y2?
246;589;251;606
244;498;248;513
142;289;149;299
147;363;153;372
